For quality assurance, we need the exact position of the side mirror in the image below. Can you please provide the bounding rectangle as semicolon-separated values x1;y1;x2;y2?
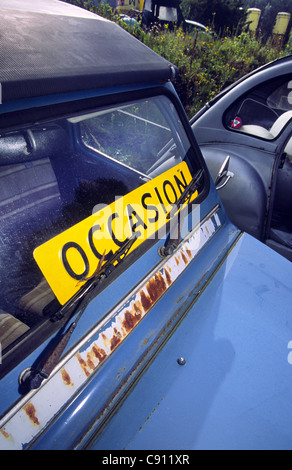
215;155;234;190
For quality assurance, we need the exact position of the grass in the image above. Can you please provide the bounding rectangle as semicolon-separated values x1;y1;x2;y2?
81;1;289;117
137;27;287;116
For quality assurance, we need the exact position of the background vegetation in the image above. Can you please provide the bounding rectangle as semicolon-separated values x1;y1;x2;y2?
61;0;289;117
180;0;292;39
139;27;286;116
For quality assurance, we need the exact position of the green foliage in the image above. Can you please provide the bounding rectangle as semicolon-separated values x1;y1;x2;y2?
286;36;292;54
136;26;286;116
60;0;287;118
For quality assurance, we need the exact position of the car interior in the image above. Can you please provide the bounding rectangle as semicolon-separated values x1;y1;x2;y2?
226;75;292;139
0;124;144;350
238;109;292;139
222;75;292;261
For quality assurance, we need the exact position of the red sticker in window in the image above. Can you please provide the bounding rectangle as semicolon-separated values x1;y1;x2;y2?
231;116;242;129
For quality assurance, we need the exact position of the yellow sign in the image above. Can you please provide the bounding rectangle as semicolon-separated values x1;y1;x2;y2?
34;162;196;305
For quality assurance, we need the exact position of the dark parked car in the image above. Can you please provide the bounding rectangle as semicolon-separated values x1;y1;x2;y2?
0;0;292;451
191;56;292;261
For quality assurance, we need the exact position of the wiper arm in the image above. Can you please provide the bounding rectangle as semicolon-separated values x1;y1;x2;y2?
20;234;138;392
167;169;204;220
51;233;138;322
159;169;204;257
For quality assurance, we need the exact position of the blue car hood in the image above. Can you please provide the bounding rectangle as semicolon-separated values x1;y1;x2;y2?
92;232;292;450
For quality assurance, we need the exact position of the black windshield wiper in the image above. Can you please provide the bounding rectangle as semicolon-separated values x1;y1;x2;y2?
166;169;204;220
51;233;138;322
159;169;204;257
20;234;138;392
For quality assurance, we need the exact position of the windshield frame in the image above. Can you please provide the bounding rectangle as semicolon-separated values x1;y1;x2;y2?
0;85;210;380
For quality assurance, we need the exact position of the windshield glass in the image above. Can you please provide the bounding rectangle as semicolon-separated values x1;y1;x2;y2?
0;95;203;353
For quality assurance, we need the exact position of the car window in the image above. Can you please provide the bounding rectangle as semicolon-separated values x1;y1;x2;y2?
267;80;292;111
158;7;178;22
224;75;292;140
77;97;184;176
0;95;204;357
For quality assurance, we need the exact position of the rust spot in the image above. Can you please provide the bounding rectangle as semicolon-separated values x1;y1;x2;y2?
123;308;141;333
164;268;172;286
77;343;108;375
186;248;192;259
61;368;74;386
139;271;168;313
92;344;107;364
86;354;96;370
70;244;188;385
181;251;188;265
133;301;142;316
101;332;111;351
1;428;10;439
77;353;90;377
24;402;40;426
110;328;122;351
140;290;152;312
147;272;167;303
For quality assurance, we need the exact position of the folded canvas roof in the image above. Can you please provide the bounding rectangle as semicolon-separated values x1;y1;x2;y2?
0;0;175;102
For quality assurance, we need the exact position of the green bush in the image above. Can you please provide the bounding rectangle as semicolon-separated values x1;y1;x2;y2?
61;0;287;118
286;36;292;54
136;27;286;116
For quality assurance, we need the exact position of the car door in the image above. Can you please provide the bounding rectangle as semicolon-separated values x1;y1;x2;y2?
266;122;292;260
192;70;292;259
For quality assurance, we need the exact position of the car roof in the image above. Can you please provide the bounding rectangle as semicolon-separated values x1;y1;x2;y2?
0;0;175;102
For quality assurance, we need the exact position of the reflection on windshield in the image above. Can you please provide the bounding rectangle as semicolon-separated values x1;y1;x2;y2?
77;98;182;175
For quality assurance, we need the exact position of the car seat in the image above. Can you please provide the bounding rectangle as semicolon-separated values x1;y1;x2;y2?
239;110;292;139
0;311;29;350
0;127;67;347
